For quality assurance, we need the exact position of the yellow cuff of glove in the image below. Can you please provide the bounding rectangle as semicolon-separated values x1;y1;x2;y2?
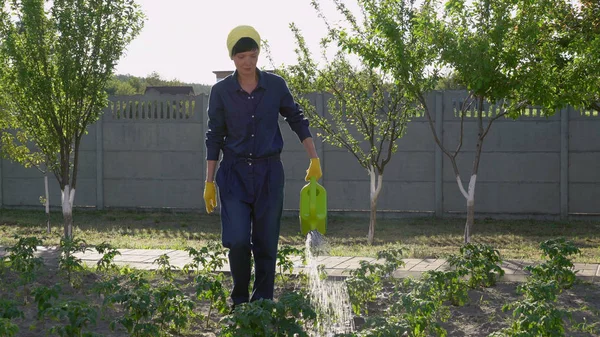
305;157;322;181
203;181;217;214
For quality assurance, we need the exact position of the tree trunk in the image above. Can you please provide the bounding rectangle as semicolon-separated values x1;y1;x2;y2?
456;174;477;243
463;97;485;243
367;166;383;245
62;185;75;239
464;174;477;243
45;174;50;234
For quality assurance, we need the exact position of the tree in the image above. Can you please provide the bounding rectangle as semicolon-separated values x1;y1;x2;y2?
285;0;438;245
557;0;600;112
0;118;55;233
104;72;213;95
267;19;417;244
321;0;577;243
0;0;145;238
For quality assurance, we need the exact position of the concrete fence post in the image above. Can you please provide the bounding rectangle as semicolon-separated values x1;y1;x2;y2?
560;106;569;220
96;110;105;210
435;92;444;217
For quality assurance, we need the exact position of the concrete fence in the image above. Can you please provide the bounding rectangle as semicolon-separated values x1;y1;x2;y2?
0;90;598;219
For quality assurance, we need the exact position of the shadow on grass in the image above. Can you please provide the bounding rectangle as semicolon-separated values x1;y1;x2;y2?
1;208;599;261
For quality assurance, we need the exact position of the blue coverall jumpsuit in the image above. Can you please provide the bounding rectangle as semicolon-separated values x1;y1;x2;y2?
205;69;312;305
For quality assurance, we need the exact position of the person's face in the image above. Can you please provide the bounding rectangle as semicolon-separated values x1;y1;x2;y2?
232;49;258;78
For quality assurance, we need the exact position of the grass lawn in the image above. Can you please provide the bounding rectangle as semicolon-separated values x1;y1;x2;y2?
1;208;599;263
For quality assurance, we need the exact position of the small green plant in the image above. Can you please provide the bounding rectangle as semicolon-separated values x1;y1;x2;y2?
447;243;504;288
571;317;599;335
59;237;89;288
108;273;159;337
44;300;100;337
195;273;229;328
345;260;382;316
345;248;405;316
219;291;317;337
396;292;449;337
0;299;24;337
375;248;405;278
276;245;305;286
494;279;568;337
5;236;44;303
91;276;122;315
419;270;470;307
94;242;121;272
153;254;177;281
5;236;44;283
0;318;19;337
0;299;24;321
32;284;61;319
183;241;228;275
152;282;195;335
358;279;450;337
525;238;581;290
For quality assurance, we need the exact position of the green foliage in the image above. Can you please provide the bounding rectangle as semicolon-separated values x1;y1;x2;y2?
419;270;470;307
0;0;145;238
448;243;505;288
270;20;416;173
493;239;581;337
5;235;43;285
346;248;404;316
0;299;24;320
183;241;228;275
106;72;212;96
355;276;453;337
195;273;229;328
310;0;440;102
345;247;472;337
44;300;100;337
0;318;19;337
276;245;305;286
94;242;121;272
59;237;89;287
346;261;383;316
32;284;61;319
219;291;317;337
152;282;195;335
524;238;581;290
494;280;568;337
153;254;177;282
91;276;122;312
0;302;21;337
107;273;160;337
571;317;600;335
268;0;422;243
105;271;196;337
394;292;449;337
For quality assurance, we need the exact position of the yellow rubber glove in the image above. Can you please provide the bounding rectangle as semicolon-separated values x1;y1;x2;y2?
305;157;322;181
203;181;217;214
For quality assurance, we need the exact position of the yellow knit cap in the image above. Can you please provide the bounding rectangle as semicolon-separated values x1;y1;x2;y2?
226;25;261;58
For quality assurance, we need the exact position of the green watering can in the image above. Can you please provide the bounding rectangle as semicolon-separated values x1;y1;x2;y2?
299;177;327;236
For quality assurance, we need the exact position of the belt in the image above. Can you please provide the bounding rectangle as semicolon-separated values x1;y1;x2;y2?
222;150;280;165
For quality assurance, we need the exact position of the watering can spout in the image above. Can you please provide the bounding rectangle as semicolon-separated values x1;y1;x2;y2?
299;177;327;236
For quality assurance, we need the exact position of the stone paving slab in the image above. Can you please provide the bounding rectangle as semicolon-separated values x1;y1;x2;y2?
1;246;598;283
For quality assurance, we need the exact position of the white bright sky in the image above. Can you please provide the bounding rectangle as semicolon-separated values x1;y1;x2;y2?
114;0;361;85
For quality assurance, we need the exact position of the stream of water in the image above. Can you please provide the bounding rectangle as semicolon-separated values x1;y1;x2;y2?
304;230;355;336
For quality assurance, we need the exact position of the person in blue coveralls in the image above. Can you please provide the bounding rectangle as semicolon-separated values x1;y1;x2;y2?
203;25;322;309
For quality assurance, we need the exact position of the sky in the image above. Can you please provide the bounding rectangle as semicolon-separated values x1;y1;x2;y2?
114;0;360;85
